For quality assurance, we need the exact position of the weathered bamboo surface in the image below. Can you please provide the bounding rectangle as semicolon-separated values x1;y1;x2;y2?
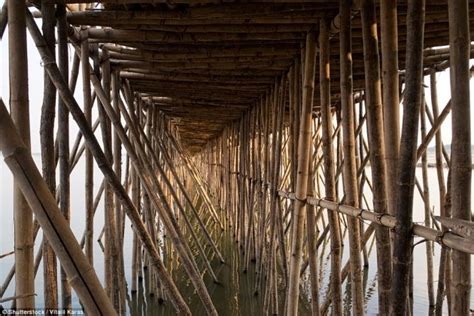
1;1;473;315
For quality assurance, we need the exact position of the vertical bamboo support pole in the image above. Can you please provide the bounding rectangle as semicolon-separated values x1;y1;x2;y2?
286;30;317;316
319;19;343;315
431;70;450;316
391;1;425;315
305;161;320;316
339;1;363;314
360;1;392;313
380;0;400;218
112;71;126;315
81;29;94;265
8;0;35;309
57;2;71;310
448;1;471;314
40;0;58;311
420;99;435;308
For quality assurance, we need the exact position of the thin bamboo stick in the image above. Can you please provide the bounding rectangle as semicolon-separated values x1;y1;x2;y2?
420;98;435;309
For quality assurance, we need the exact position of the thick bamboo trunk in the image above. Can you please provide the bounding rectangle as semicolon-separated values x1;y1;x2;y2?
448;1;472;315
339;1;363;314
285;30;317;316
319;19;343;316
380;0;400;219
360;1;392;313
391;1;425;315
8;0;35;309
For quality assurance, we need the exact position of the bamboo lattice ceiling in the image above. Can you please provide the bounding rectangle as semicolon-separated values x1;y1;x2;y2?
58;0;474;152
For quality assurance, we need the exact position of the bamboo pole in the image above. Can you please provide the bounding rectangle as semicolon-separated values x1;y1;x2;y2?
420;98;435;309
57;1;72;310
81;29;94;266
8;0;35;309
339;1;363;314
391;1;425;315
380;0;399;219
285;30;317;316
448;1;472;314
319;19;343;315
40;0;59;312
0;98;116;315
360;1;392;313
25;12;192;314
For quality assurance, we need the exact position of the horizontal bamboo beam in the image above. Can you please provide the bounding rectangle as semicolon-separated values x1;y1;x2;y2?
278;190;474;254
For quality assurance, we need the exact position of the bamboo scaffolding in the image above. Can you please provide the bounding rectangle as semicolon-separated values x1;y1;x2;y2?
0;98;116;315
25;12;192;314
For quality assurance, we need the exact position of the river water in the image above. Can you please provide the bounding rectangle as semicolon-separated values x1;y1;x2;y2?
0;154;473;315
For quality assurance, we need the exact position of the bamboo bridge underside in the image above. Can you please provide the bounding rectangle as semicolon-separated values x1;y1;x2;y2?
0;0;473;315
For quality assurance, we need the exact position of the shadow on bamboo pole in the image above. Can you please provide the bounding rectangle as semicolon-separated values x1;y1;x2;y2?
391;1;425;315
0;99;116;315
8;0;35;309
339;0;363;314
360;0;392;313
24;11;192;315
320;18;343;315
285;30;317;316
448;1;472;315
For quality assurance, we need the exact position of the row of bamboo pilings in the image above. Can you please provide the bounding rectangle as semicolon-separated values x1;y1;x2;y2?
0;0;473;315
